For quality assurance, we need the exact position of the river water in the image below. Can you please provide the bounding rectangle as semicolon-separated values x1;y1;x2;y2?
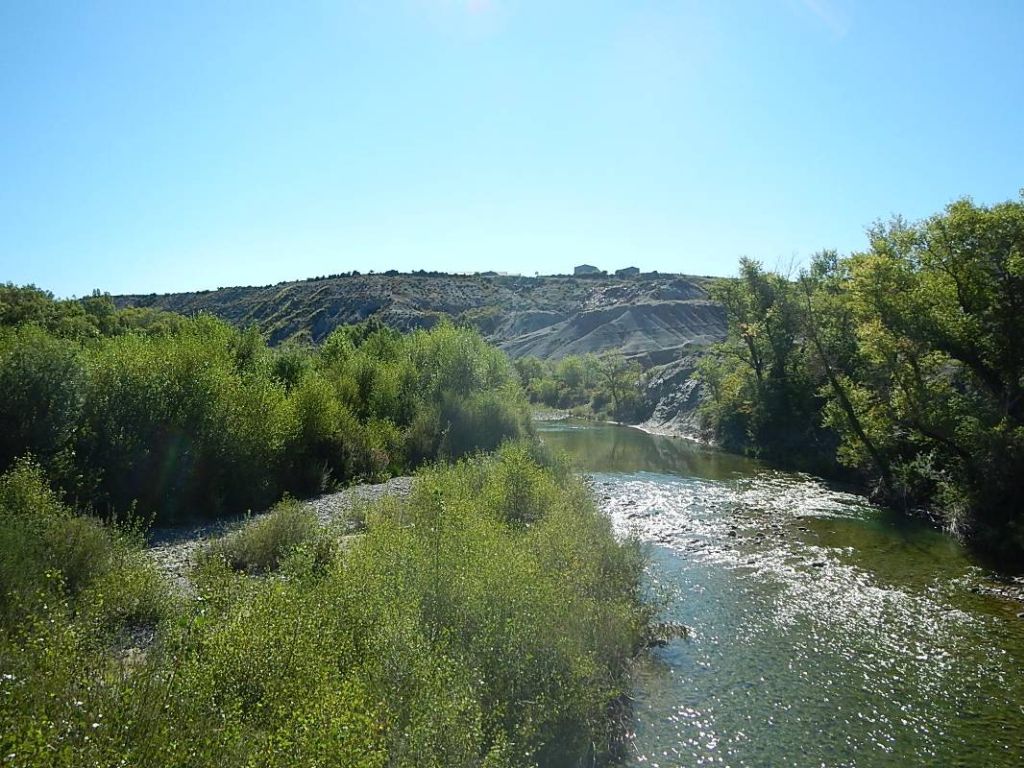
538;421;1024;767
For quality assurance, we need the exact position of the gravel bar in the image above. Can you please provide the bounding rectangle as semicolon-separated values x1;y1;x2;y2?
146;476;414;594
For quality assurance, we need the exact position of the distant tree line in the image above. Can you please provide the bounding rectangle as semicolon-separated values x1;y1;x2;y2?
515;353;647;423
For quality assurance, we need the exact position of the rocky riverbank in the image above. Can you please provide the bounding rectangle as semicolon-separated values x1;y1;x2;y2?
146;476;414;593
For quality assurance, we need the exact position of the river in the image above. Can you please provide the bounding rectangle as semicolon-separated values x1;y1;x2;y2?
537;421;1024;767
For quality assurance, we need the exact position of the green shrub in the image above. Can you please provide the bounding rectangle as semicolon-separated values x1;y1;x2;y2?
519;353;645;420
0;459;170;633
0;459;68;622
363;417;405;479
0;304;532;526
207;498;330;574
343;445;648;765
210;371;290;512
74;318;290;522
45;515;114;595
79;547;171;628
1;444;648;767
270;343;315;390
439;389;532;460
0;283;100;339
0;326;85;471
0;460;114;604
281;372;379;492
405;404;443;465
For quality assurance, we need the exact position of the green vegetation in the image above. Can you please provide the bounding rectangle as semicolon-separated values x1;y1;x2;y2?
206;498;334;574
0;287;649;764
0;287;531;525
0;284;188;341
0;459;171;635
697;195;1024;563
1;446;648;767
515;353;647;422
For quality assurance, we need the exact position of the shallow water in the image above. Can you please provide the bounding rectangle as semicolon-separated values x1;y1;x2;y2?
539;421;1024;767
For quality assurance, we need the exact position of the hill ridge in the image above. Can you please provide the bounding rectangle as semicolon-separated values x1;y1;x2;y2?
115;272;727;361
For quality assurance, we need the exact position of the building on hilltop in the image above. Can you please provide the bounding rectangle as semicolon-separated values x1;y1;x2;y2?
574;264;601;276
615;266;640;278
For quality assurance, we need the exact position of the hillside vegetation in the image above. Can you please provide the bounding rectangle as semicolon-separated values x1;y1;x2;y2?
0;289;650;766
697;195;1024;564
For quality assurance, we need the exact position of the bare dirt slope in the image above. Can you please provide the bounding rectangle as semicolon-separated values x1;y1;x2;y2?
499;300;724;362
116;272;726;361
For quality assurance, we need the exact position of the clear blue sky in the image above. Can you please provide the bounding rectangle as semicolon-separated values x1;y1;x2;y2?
2;1;1022;297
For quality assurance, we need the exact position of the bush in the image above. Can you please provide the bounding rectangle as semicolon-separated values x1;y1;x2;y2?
519;353;647;421
281;372;356;493
343;444;648;765
0;459;69;622
0;306;532;527
46;515;114;595
0;459;170;630
0;326;85;471
1;444;649;767
71;318;294;522
439;389;533;460
0;460;114;605
206;498;331;574
269;343;315;390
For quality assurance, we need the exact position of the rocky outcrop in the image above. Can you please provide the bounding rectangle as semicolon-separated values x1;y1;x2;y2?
639;355;707;439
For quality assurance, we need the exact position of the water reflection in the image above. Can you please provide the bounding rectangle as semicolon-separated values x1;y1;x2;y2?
536;420;762;480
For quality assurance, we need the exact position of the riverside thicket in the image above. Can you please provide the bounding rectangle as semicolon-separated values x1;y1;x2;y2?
0;287;531;524
0;446;648;767
697;195;1024;563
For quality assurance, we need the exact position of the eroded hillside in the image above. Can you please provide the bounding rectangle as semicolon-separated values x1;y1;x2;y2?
117;272;726;361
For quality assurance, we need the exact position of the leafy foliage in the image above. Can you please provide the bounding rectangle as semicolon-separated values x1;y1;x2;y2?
699;195;1024;562
0;302;531;524
0;458;170;634
0;286;646;766
206;497;333;574
515;353;648;422
0;446;649;767
695;258;834;471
